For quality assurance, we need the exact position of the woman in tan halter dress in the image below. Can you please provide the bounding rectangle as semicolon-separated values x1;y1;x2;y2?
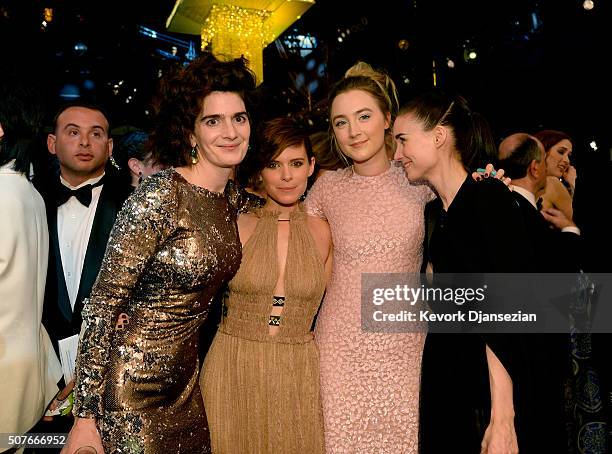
201;118;332;453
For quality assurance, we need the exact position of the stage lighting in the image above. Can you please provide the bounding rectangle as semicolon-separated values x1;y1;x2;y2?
59;84;80;100
73;42;88;56
583;0;594;10
463;48;478;62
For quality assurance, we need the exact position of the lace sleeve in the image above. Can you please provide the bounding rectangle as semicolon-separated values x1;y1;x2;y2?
303;173;329;220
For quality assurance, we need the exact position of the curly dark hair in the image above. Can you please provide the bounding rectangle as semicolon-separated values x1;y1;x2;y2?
147;53;257;167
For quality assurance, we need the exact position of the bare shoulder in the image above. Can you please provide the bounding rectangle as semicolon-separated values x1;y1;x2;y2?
306;215;332;259
237;212;259;246
546;176;565;194
306;215;331;240
544;176;571;205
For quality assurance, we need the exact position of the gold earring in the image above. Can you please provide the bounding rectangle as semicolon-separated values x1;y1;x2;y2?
190;146;198;165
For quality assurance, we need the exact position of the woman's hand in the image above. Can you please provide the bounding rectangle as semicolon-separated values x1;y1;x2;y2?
483;345;517;453
473;164;512;187
43;379;75;420
541;207;575;230
61;417;105;454
563;165;577;193
480;418;518;454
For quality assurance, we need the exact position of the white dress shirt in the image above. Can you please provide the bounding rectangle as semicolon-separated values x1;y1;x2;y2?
511;185;580;235
57;173;104;310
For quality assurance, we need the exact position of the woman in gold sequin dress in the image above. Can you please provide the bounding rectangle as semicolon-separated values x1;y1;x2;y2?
62;54;258;454
303;63;435;453
201;118;332;453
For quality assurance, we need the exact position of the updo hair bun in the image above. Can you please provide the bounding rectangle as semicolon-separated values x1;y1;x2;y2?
343;61;399;117
345;61;378;78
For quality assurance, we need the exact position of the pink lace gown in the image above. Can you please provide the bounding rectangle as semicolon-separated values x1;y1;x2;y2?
304;164;434;453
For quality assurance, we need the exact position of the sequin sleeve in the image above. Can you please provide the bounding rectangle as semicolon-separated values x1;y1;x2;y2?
303;172;329;220
73;174;177;419
226;179;265;214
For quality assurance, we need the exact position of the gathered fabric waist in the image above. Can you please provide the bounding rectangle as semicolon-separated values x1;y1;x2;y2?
218;321;315;345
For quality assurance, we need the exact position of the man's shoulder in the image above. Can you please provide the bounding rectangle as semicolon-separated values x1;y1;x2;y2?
100;171;133;206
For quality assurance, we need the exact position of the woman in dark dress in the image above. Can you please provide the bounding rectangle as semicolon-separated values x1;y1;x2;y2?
393;92;551;453
61;53;257;454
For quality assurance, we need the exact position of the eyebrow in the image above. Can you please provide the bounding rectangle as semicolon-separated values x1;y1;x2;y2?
270;158;305;163
201;111;248;121
64;123;107;132
331;107;372;123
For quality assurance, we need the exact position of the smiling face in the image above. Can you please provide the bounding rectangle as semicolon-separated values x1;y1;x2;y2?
545;138;572;177
330;89;390;166
261;143;314;209
47;106;113;185
392;112;439;182
190;91;250;169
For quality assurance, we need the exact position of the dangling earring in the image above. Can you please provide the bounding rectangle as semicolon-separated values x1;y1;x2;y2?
110;155;120;170
190;145;199;165
138;171;143;185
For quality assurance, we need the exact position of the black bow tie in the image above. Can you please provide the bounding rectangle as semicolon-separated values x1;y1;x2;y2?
56;178;105;207
536;197;543;211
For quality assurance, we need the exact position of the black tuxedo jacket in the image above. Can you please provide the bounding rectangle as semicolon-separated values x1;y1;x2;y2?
41;172;130;353
511;190;581;273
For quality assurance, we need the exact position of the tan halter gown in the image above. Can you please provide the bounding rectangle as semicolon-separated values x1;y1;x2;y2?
201;207;326;453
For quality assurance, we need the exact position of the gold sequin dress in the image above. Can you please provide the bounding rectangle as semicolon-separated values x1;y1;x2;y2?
201;208;326;453
73;168;249;454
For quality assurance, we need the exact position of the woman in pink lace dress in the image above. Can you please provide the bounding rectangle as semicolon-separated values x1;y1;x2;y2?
304;63;434;453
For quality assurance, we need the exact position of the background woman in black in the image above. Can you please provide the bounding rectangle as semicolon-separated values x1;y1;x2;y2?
393;92;544;453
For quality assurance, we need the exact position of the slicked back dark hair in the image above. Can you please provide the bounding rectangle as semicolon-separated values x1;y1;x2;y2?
398;91;497;171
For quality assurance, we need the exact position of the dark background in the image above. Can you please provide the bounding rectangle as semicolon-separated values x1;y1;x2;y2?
1;0;609;164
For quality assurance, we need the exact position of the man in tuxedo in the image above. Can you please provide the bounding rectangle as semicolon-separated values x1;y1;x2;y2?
40;104;129;417
499;133;581;272
498;133;583;452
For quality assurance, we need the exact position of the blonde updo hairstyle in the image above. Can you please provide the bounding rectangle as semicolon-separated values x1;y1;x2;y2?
328;62;400;165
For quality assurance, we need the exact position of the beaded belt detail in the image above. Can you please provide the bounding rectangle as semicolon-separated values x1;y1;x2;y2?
269;295;285;326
